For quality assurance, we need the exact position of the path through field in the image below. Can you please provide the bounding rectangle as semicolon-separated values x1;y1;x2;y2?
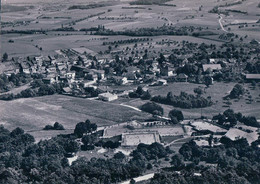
219;15;228;32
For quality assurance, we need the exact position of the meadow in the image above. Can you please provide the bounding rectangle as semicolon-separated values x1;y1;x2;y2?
120;82;260;120
0;95;151;138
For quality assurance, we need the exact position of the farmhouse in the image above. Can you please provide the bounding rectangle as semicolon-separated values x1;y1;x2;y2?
121;131;160;146
98;92;118;101
176;73;188;82
202;64;222;72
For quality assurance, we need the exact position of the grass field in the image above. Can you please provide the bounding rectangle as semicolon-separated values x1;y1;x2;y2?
120;82;260;119
0;95;151;135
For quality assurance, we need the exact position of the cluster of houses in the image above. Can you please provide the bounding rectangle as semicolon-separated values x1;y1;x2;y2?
2;44;259;102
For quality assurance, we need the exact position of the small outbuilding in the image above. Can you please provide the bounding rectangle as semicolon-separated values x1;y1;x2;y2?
98;92;118;101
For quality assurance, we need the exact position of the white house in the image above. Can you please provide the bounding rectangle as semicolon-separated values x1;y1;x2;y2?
98;92;118;101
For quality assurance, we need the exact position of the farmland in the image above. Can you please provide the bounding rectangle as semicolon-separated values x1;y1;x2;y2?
1;0;260;58
0;0;260;183
0;95;150;136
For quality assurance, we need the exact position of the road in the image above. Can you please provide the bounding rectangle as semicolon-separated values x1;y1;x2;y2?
120;173;155;184
218;15;228;33
119;103;142;112
0;83;30;95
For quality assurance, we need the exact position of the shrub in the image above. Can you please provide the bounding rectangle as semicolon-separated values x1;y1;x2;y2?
140;102;164;116
169;109;184;123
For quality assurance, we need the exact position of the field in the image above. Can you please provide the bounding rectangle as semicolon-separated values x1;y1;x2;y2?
1;0;260;58
118;82;260;120
0;95;151;138
104;123;184;138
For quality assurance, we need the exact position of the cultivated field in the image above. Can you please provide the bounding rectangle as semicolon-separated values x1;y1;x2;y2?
1;0;260;58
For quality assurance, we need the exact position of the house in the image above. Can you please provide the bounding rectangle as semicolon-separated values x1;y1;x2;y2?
176;73;188;82
209;58;216;63
83;59;92;67
30;67;37;74
202;64;222;72
157;79;167;86
20;62;30;74
123;72;137;81
42;76;57;84
65;72;76;80
112;76;128;85
3;62;20;76
58;76;68;83
97;86;112;93
90;69;105;80
63;87;72;94
98;92;118;101
70;65;86;72
86;72;98;81
245;74;260;82
150;61;160;73
56;62;66;71
82;80;96;88
46;66;57;74
160;65;174;76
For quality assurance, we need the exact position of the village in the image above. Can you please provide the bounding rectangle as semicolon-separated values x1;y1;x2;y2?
1;39;259;155
0;0;260;183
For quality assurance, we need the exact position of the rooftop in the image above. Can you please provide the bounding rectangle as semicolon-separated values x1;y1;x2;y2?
246;74;260;79
202;64;222;72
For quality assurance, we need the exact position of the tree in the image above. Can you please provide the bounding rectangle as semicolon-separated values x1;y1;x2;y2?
171;154;185;170
10;127;24;137
53;122;65;130
194;88;203;96
136;86;144;95
130;178;136;184
2;53;8;61
74;120;97;137
64;139;79;153
82;134;97;146
140;102;164;116
229;84;244;99
168;109;184;123
113;152;125;160
43;122;65;130
204;76;213;87
208;134;213;147
140;90;151;100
